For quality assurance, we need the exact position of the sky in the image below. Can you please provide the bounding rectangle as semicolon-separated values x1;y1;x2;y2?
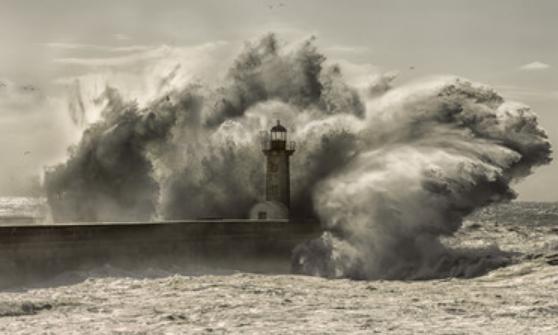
0;0;556;200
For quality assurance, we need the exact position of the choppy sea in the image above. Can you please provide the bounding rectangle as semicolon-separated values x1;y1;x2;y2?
0;197;557;334
0;196;49;222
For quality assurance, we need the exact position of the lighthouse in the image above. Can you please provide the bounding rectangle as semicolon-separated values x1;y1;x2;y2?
249;120;295;220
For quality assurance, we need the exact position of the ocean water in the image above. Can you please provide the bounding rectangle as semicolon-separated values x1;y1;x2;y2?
0;198;557;334
0;196;49;222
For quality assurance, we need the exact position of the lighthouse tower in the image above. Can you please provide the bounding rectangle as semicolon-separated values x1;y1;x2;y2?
263;120;295;206
249;120;295;220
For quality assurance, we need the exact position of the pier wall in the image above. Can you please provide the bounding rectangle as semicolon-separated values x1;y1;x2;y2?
0;220;321;287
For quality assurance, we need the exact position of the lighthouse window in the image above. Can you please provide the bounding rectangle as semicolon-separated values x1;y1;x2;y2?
271;131;286;141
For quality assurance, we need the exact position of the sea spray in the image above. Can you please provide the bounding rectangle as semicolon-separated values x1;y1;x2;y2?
45;34;364;221
45;35;552;279
292;79;552;279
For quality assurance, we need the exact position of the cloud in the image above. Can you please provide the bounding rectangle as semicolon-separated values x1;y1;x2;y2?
43;42;92;50
519;61;551;71
53;41;228;67
495;86;558;101
53;47;167;66
325;45;371;55
114;34;130;41
44;42;152;53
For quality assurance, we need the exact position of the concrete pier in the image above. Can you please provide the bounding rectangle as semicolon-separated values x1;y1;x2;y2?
0;219;321;288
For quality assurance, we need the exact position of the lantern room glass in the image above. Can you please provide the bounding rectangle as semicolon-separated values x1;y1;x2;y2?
271;130;286;141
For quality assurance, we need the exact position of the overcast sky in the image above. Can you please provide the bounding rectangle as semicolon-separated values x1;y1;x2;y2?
0;0;556;200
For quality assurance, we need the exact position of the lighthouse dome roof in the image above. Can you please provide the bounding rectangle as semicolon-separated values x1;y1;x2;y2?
271;120;286;132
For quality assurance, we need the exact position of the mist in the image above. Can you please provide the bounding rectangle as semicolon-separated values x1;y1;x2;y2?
44;34;551;279
0;79;75;196
293;78;552;279
44;34;364;221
